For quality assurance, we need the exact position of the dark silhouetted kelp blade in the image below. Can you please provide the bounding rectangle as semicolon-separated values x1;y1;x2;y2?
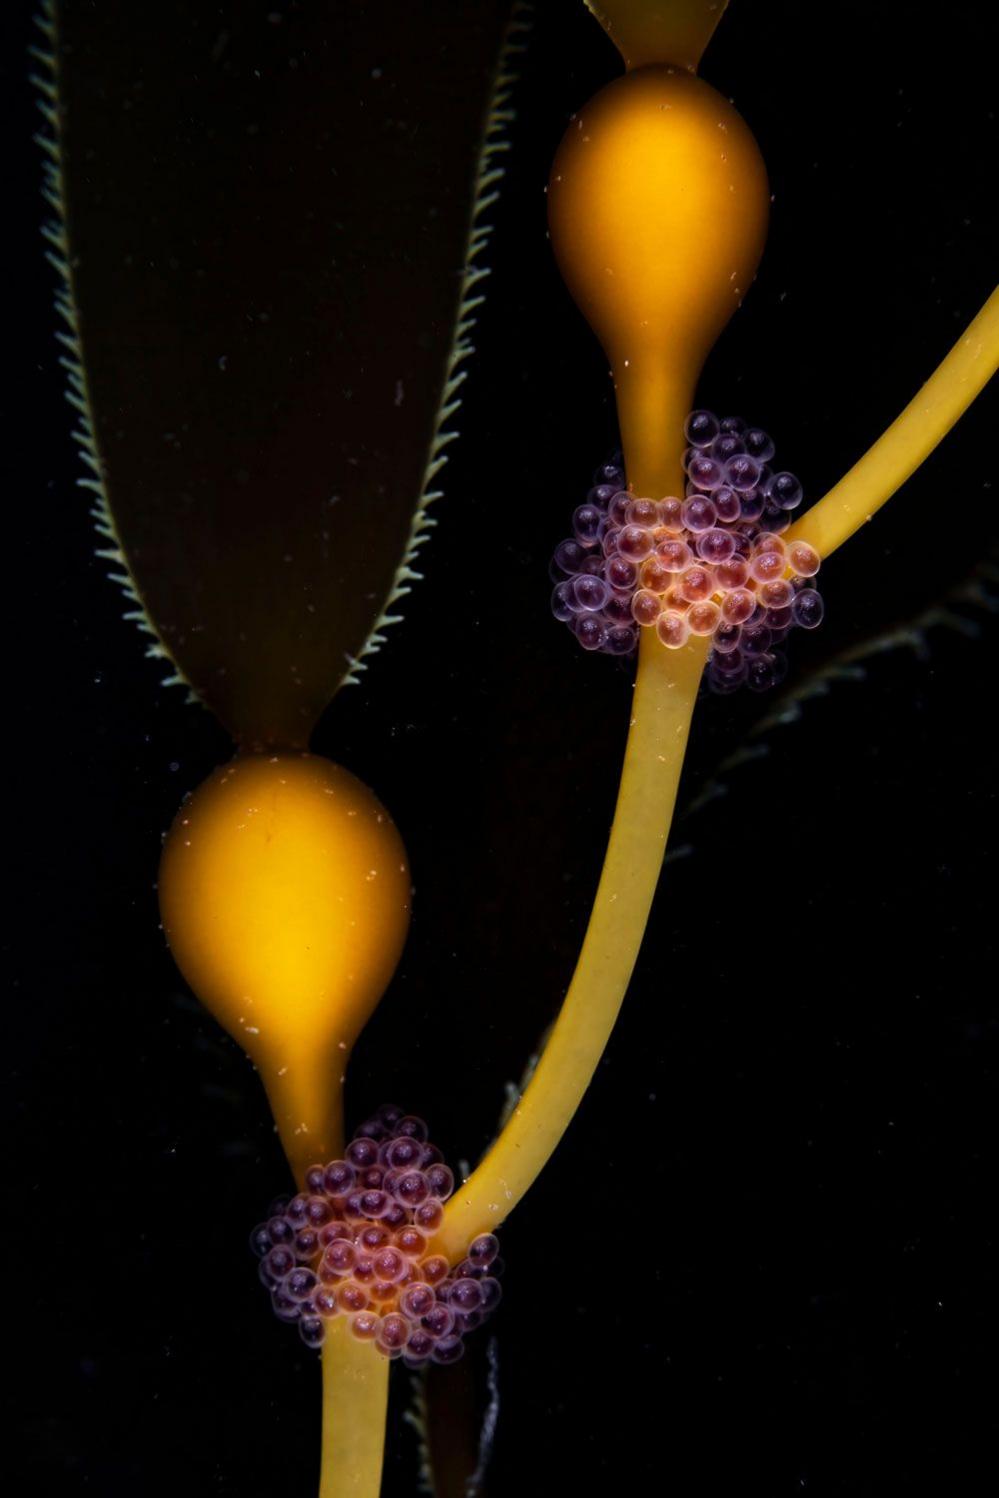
47;1;518;747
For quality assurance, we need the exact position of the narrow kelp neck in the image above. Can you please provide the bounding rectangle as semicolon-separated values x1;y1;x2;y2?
586;0;730;73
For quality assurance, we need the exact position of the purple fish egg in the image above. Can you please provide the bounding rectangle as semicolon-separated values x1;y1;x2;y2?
744;427;775;462
323;1239;356;1276
711;645;745;674
265;1245;296;1280
724;454;762;493
711;624;742;655
712;431;744;464
593;461;624;488
299;1314;325;1349
606;555;637;591
267;1215;294;1245
683;409;720;448
572;575;609;613
295;1228;319;1259
573;503;604;545
741;625;773;657
617;525;654;561
747;654;780;692
425;1164;455;1200
713;486;741;524
405;1328;435;1363
478;1277;503;1312
625;497;659;527
470;1234;500;1270
605;624;638;656
286;1267;318;1302
286;1195;310;1226
553;538;586;576
587;483;619;511
450;1278;484;1313
249;1224;272;1258
306;1196;333;1227
574;615;607;652
346;1137;380;1170
400;1283;436;1321
686;453;723;491
423;1304;455;1340
431;1334;465;1365
791;588;824;629
323;1160;355;1196
271;1288;303;1323
385;1136;423;1170
551;582;575;622
604;592;635;626
769;471;803;510
719;415;747;434
313;1287;339;1318
709;666;747;693
377;1313;410;1355
601;526;623;558
697;528;735;564
681;495;717;533
608;491;632;526
394;1170;430;1208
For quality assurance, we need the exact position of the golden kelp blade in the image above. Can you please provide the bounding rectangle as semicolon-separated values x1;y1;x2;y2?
43;1;525;748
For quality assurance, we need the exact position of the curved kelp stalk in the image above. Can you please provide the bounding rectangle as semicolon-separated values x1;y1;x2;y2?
35;0;531;750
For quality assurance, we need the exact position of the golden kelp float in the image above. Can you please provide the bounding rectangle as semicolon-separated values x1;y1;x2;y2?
159;754;410;1184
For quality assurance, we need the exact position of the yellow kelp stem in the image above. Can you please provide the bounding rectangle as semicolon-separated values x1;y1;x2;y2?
319;1322;391;1498
786;287;999;561
586;0;729;71
437;629;705;1257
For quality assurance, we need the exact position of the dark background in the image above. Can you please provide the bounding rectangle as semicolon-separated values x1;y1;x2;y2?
5;2;998;1495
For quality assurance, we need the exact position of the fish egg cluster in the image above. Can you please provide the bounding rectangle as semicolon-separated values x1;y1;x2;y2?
549;413;824;691
251;1105;502;1367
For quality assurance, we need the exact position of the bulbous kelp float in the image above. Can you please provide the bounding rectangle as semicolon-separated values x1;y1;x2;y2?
39;0;997;1494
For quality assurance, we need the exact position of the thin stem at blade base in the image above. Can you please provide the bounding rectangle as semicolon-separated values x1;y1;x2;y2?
436;630;707;1261
319;1320;390;1498
786;287;999;562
